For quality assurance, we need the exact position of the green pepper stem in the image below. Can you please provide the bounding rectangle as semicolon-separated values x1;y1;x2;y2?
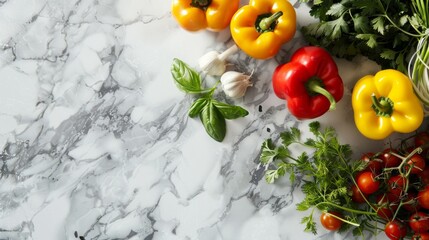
371;93;394;117
307;78;337;110
258;11;283;32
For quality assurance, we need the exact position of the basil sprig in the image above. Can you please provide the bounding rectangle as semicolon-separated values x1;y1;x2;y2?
171;58;248;142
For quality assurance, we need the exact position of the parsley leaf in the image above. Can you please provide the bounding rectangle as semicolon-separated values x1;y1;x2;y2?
258;121;363;235
300;0;419;70
280;127;301;146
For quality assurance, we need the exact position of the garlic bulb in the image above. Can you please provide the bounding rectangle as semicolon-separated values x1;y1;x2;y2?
198;45;238;76
220;71;253;98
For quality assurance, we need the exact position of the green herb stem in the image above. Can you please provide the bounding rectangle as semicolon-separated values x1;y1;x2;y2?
316;202;378;216
382;13;423;38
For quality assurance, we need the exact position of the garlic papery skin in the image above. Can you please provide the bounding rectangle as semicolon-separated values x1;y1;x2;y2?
220;71;253;98
198;45;238;76
199;51;226;76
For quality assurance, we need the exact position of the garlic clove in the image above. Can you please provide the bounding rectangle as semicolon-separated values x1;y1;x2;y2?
198;45;239;76
198;51;226;76
220;71;252;98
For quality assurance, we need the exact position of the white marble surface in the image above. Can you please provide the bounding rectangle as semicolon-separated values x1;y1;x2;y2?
0;0;414;239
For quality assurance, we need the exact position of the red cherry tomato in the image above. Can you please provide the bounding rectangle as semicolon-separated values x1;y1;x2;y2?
361;152;383;173
418;167;429;185
406;154;426;174
320;211;342;231
387;175;407;202
412;232;429;240
375;194;398;220
409;212;429;233
403;192;421;212
385;220;407;240
381;149;402;168
415;132;429;158
418;186;429;210
357;171;380;195
415;132;429;147
351;185;367;203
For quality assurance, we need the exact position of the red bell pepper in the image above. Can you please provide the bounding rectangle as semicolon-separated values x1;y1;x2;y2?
272;46;344;119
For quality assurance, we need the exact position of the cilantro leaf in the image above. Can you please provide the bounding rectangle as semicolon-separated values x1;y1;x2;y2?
299;0;419;71
326;3;347;17
371;16;386;35
259;139;290;165
356;34;378;48
309;121;320;135
280;127;301;146
301;215;317;235
265;169;280;184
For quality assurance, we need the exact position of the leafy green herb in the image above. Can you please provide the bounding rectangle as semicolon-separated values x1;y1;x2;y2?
171;58;248;142
200;101;226;142
258;122;375;235
188;98;209;118
171;58;209;94
302;0;429;112
299;0;419;72
211;100;249;119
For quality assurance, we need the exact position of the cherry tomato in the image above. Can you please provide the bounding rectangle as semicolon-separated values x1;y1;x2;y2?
415;132;429;158
415;132;429;148
412;232;429;240
387;175;408;202
403;192;422;212
320;211;342;231
385;220;407;240
351;185;367;203
361;152;383;173
409;212;429;233
381;148;402;168
375;194;398;220
418;186;429;210
418;167;429;185
357;171;380;195
406;154;426;174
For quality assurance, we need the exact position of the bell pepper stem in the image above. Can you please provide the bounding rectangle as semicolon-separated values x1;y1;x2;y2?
371;93;394;117
307;78;337;110
219;45;238;61
258;11;283;32
190;0;211;9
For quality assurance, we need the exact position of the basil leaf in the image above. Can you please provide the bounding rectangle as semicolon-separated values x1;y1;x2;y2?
171;58;206;94
188;98;209;118
212;100;248;119
200;102;226;142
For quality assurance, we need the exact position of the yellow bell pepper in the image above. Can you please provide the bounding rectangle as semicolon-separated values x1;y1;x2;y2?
352;69;424;140
229;0;296;59
171;0;239;32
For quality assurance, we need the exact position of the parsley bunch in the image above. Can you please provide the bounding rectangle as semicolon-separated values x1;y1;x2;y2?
299;0;420;73
171;58;248;142
259;122;372;235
